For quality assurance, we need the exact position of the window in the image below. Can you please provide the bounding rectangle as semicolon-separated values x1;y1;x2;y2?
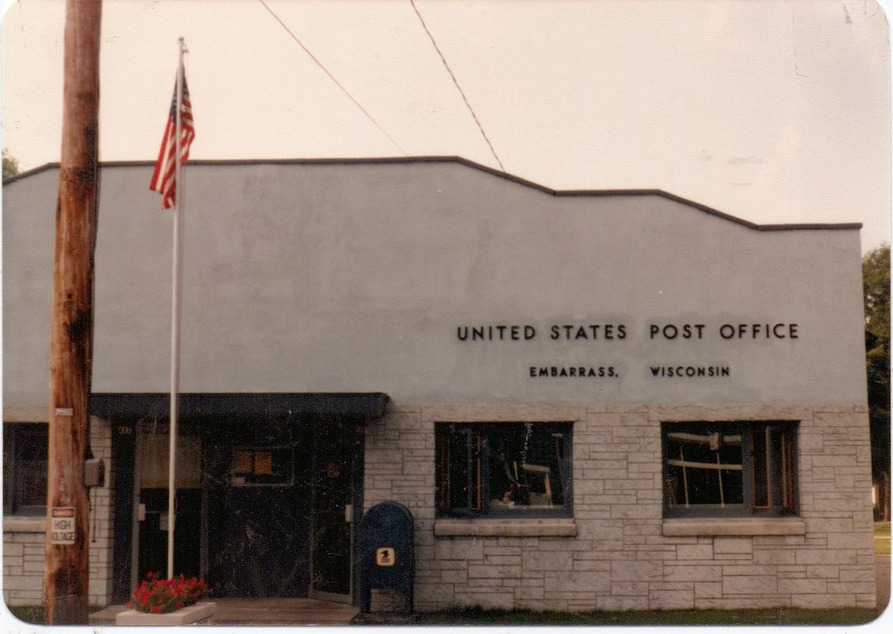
663;422;797;517
436;422;572;517
3;424;49;515
230;446;294;486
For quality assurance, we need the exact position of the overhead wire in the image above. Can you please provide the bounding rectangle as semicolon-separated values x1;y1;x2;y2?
256;0;408;155
409;0;506;173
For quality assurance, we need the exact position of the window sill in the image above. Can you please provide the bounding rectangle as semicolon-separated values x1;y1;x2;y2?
435;518;576;538
662;517;806;537
3;516;46;533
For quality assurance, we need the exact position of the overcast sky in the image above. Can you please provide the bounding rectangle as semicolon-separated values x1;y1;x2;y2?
1;0;890;251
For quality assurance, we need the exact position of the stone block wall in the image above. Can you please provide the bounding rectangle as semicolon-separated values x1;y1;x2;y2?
363;404;877;613
2;417;115;608
86;417;114;606
2;523;45;606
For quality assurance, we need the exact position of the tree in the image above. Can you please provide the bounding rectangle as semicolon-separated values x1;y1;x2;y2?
3;148;20;180
863;244;890;521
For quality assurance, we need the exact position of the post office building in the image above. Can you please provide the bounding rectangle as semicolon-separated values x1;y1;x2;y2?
2;157;877;611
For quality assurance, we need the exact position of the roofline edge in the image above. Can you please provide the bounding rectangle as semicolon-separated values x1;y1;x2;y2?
2;156;863;232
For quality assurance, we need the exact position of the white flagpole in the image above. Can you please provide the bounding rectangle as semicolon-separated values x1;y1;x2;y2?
167;36;187;580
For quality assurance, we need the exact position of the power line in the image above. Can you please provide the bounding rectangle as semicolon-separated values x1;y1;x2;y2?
257;0;408;155
409;0;506;173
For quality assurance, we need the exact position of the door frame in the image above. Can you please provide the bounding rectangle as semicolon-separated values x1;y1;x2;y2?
131;425;205;584
309;421;363;604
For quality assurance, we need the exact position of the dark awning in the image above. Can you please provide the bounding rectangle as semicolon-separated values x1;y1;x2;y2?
90;392;389;423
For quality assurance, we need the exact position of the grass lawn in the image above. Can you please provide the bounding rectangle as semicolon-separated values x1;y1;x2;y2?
6;605;44;624
5;605;107;625
391;606;887;626
10;603;886;627
876;522;891;555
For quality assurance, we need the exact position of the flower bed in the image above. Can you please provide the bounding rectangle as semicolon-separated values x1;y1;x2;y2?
127;573;210;614
115;574;214;626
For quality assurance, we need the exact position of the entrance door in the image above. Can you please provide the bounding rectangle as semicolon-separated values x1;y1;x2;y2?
137;488;201;580
135;433;202;581
204;423;312;598
311;422;355;601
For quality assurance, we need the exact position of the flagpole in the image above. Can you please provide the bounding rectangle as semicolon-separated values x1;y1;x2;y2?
167;36;187;580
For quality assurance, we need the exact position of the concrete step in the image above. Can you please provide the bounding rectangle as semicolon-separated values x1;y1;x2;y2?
89;598;358;626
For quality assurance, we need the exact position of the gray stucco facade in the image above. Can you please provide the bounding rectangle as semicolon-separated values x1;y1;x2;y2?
2;158;876;611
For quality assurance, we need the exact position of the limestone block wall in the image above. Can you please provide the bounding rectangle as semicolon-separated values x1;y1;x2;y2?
86;417;114;606
363;404;877;613
2;417;115;608
2;519;44;607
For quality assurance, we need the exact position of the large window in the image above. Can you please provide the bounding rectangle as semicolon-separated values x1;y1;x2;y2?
663;422;797;517
436;422;572;517
3;423;49;516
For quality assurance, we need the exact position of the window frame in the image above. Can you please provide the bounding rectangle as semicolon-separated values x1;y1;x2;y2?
435;421;573;519
3;423;49;516
229;445;295;487
661;420;798;519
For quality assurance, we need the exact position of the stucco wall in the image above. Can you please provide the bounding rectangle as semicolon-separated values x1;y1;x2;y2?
364;404;877;612
2;159;866;408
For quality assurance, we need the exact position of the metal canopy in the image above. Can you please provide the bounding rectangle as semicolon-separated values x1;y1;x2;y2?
90;392;389;423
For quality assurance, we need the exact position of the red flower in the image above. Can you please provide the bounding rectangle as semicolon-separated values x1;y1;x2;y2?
128;573;211;613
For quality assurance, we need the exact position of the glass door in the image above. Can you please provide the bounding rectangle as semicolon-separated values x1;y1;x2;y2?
311;422;354;601
135;432;202;580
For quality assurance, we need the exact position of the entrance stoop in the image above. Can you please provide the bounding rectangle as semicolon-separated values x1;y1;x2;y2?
90;598;359;626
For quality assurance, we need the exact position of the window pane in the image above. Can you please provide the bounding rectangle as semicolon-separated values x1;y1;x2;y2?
771;426;797;513
487;424;565;510
448;428;470;510
20;426;48;507
782;428;796;512
437;426;481;513
752;426;769;509
3;425;49;513
436;422;570;517
664;422;798;518
230;446;293;486
665;426;743;510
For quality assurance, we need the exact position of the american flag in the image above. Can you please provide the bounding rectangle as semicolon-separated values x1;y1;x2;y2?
150;74;195;209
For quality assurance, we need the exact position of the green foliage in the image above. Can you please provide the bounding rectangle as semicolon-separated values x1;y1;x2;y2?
864;244;890;344
863;245;891;520
864;246;891;417
2;148;20;180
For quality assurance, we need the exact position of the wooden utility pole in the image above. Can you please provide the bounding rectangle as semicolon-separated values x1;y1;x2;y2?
45;0;102;625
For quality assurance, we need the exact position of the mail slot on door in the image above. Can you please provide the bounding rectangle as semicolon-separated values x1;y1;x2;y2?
358;501;414;615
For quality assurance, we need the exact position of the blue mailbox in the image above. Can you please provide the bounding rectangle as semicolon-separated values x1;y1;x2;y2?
358;501;414;615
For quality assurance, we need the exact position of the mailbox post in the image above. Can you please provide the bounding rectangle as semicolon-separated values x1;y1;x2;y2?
357;501;414;615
